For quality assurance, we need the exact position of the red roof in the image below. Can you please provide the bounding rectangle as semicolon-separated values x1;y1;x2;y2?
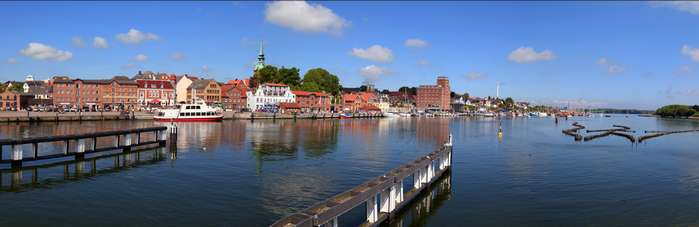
342;93;359;102
227;79;249;87
137;80;174;89
221;84;247;98
292;90;328;97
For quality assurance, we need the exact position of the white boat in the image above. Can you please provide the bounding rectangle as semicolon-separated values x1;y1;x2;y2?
154;99;223;122
399;113;412;117
383;112;400;118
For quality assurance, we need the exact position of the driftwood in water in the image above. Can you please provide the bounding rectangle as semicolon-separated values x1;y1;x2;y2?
638;129;699;142
613;124;631;130
562;122;585;141
610;131;636;143
583;131;614;141
586;128;636;133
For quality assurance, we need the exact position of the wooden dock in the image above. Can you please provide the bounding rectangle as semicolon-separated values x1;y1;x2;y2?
270;134;453;227
0;126;174;168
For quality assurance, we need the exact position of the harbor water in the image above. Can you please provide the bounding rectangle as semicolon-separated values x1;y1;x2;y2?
1;116;699;226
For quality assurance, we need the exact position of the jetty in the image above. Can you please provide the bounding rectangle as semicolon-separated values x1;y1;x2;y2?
0;126;176;168
270;135;453;227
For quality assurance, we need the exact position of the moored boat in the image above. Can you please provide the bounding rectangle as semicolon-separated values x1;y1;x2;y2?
154;99;223;122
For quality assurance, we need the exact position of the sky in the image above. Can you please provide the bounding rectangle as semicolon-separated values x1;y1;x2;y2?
2;1;699;110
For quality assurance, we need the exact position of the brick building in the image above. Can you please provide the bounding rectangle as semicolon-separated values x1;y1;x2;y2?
52;76;138;110
416;76;450;111
137;80;175;107
292;90;331;112
0;91;31;111
221;79;248;111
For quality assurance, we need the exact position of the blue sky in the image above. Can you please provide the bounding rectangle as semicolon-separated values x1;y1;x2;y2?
2;1;699;109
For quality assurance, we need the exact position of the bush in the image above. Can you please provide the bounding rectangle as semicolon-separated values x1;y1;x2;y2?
655;105;697;118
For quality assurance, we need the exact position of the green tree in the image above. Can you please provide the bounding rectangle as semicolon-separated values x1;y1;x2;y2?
656;105;697;118
504;97;515;109
398;86;417;95
296;81;322;92
0;83;7;93
7;83;23;92
462;92;470;101
301;68;341;95
276;67;301;86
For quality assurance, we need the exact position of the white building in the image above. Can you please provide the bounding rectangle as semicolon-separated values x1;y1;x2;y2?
246;83;296;111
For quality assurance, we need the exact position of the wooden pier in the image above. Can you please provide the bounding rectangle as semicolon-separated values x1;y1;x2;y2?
270;134;453;227
0;126;175;168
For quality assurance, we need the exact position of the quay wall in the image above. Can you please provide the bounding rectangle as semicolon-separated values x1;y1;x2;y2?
0;111;383;122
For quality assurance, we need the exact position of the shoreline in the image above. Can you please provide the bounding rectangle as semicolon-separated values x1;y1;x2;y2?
0;111;385;122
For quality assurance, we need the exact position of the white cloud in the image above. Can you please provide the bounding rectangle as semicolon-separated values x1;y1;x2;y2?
116;28;159;44
171;52;185;60
681;45;699;62
465;72;487;81
6;58;18;64
359;65;390;83
507;46;555;63
351;45;393;62
134;54;147;62
265;1;348;35
405;38;428;48
72;37;85;48
597;57;624;74
651;1;699;15
20;42;73;61
93;36;108;48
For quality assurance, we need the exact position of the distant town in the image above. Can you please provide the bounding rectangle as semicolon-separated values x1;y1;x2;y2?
0;43;681;118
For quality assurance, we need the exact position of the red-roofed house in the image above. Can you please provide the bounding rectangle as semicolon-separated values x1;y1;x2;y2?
291;90;331;112
341;92;377;112
137;80;175;106
221;79;249;111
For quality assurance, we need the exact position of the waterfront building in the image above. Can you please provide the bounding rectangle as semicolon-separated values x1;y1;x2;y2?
0;91;31;110
341;92;379;112
22;77;53;106
246;83;296;111
137;80;175;107
53;78;104;109
451;97;466;113
388;91;415;107
291;90;331;112
132;71;177;81
186;79;221;104
416;76;451;111
100;76;139;110
221;79;249;111
175;75;198;103
52;76;138;110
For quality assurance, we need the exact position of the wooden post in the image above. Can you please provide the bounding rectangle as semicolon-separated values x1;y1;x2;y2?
33;143;38;159
76;139;85;160
92;137;97;151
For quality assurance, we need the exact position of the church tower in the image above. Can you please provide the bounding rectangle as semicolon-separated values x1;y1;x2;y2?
254;41;265;72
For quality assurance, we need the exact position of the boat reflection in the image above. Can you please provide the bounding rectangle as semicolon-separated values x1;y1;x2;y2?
0;147;168;192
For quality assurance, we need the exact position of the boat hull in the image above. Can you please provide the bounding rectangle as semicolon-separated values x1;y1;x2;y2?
154;116;223;122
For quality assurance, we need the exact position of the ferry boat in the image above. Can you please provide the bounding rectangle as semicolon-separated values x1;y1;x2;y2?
154;99;223;122
339;112;352;119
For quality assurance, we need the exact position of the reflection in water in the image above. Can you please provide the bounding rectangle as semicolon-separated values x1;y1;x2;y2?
382;171;452;227
417;118;451;146
250;120;340;173
0;147;167;192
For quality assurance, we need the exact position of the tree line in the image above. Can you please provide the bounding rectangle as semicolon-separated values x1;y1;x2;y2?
655;105;699;118
250;65;341;96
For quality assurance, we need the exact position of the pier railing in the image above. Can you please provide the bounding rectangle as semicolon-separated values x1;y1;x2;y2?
0;126;172;168
270;134;453;227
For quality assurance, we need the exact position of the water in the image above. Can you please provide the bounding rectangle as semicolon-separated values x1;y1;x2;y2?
1;116;699;226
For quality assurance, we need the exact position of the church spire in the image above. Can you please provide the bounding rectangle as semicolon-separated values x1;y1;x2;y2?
254;41;265;72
